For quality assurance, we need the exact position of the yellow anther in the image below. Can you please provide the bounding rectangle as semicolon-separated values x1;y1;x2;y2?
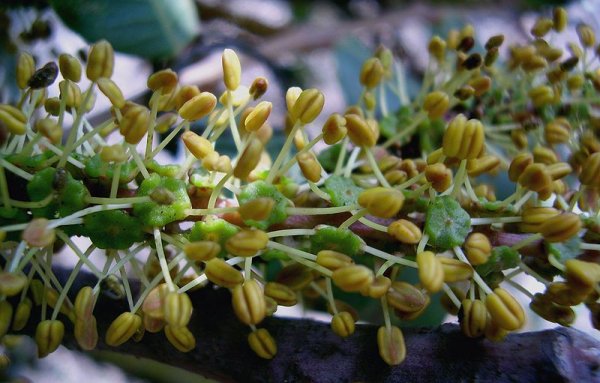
416;251;444;293
97;78;125;108
86;40;114;81
179;92;217;121
222;49;242;91
58;53;82;82
35;319;64;357
387;219;422;244
377;326;406;366
485;288;525;331
358;187;405;218
232;279;266;325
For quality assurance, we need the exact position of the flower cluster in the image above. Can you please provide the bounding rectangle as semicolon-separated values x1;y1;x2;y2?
0;6;599;366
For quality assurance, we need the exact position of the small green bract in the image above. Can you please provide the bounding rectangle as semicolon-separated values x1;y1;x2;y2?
323;175;363;207
238;180;290;230
133;173;191;227
475;246;520;277
84;210;145;249
547;237;582;265
424;196;471;250
189;218;239;256
310;225;364;256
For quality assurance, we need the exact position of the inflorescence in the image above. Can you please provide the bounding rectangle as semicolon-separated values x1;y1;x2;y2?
0;6;600;366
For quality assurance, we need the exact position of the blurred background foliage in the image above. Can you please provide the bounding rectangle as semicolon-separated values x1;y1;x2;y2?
2;0;599;381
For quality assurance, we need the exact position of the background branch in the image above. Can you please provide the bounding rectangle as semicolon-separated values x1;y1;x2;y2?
13;267;600;382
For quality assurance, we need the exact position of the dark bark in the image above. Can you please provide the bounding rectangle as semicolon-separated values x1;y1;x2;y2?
14;268;600;383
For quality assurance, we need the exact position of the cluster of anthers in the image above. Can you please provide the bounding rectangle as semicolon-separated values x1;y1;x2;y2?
0;6;600;366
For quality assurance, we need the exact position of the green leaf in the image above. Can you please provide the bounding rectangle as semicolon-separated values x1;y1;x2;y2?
84;154;137;184
237;181;290;230
84;210;144;249
188;218;238;257
323;175;363;207
475;246;520;277
379;114;398;139
317;144;342;173
27;167;90;219
424;196;471;250
310;225;364;256
547;237;582;264
50;0;200;59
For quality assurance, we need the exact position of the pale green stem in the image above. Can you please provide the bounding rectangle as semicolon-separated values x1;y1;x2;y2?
0;158;33;181
132;253;186;312
49;203;132;229
267;241;332;277
376;259;397;277
378;83;389;116
382;111;427;149
154;227;176;291
511;233;542;251
339;208;368;230
279;133;324;176
547;254;566;272
152;120;188;157
226;94;243;153
471;216;522;225
463;176;479;203
177;257;244;294
19;133;41;157
114;252;134;311
51;259;83;321
7;241;26;272
39;139;85;169
110;163;122;199
570;188;584;212
286;205;358;216
364;147;391;187
58;86;95;168
267;229;316;238
56;232;102;277
334;137;349;176
266;120;302;184
357;217;388;233
86;196;150;205
244;257;252;280
72;119;113;149
517;261;550;287
364;245;418;268
581;242;600;251
129;145;150;179
186;206;238;216
417;233;429;254
145;92;160;159
395;172;426;191
513;190;535;212
308;181;331;201
450;160;467;198
442;284;461;309
92;257;113;296
381;297;392;332
0;166;11;209
208;172;233;210
344;147;361;178
16;248;39;273
326;278;338;315
454;246;493;295
505;279;534;299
